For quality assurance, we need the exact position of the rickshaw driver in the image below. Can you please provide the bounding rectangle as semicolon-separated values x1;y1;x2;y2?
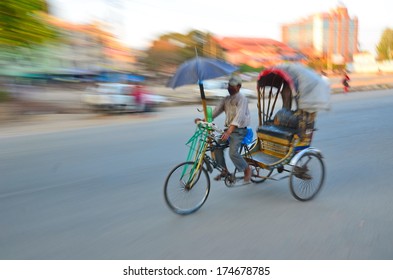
195;76;252;184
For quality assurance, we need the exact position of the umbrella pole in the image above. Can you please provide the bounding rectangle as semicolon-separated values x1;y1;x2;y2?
199;83;208;121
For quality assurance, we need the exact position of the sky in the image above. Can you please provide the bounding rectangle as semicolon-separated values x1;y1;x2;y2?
48;0;391;54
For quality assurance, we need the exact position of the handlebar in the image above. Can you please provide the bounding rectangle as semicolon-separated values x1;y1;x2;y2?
196;120;224;134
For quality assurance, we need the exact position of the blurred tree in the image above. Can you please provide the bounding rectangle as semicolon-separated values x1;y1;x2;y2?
142;30;224;76
0;0;57;47
0;0;58;103
376;28;393;61
238;64;264;73
143;33;186;75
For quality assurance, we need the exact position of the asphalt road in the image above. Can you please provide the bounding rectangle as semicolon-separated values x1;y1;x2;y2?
1;89;393;260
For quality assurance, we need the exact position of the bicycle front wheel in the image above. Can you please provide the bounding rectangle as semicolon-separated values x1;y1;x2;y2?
164;161;210;215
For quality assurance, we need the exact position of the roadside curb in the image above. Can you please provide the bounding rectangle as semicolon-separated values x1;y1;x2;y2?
1;81;393;131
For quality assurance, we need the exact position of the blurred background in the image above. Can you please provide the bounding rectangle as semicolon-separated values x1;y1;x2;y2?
1;0;393;121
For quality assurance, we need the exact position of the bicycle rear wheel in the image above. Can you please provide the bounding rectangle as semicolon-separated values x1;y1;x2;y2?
164;161;210;215
289;152;325;201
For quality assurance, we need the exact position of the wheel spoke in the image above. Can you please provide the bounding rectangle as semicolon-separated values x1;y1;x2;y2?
290;153;325;201
164;162;210;215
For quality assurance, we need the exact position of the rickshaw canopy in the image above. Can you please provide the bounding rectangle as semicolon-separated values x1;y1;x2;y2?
258;63;331;112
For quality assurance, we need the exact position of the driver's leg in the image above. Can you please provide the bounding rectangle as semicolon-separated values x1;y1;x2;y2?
229;128;250;182
213;139;228;180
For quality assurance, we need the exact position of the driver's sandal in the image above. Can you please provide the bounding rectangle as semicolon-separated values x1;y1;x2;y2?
214;171;229;181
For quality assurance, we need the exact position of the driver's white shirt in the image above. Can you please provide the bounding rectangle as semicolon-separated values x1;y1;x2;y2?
212;92;250;128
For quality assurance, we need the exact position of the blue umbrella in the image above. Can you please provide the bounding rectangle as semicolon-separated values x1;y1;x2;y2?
167;57;238;88
167;57;238;119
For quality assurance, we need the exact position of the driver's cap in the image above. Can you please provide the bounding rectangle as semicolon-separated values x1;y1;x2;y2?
228;75;242;86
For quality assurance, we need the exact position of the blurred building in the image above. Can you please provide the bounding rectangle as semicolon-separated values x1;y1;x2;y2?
352;52;379;73
281;4;359;64
352;52;393;73
214;37;305;68
44;15;136;73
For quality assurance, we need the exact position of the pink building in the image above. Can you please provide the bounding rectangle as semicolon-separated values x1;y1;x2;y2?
281;4;359;63
214;37;304;68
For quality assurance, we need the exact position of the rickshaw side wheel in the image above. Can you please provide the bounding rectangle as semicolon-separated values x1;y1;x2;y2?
289;152;325;201
250;164;273;184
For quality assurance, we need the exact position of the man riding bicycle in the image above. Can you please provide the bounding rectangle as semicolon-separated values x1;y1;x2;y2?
195;75;251;184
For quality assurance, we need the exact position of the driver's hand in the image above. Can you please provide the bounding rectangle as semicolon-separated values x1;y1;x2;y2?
221;131;231;141
194;118;202;124
221;125;235;141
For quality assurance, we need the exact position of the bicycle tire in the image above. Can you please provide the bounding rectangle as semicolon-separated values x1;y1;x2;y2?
164;161;210;215
289;152;325;201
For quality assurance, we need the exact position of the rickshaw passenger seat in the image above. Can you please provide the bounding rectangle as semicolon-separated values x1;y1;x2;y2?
257;125;297;141
257;109;300;141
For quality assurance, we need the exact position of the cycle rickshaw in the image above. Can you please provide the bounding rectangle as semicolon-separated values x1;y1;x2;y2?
164;63;331;215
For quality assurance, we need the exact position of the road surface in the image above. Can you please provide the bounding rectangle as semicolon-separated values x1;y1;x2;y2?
1;89;393;259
